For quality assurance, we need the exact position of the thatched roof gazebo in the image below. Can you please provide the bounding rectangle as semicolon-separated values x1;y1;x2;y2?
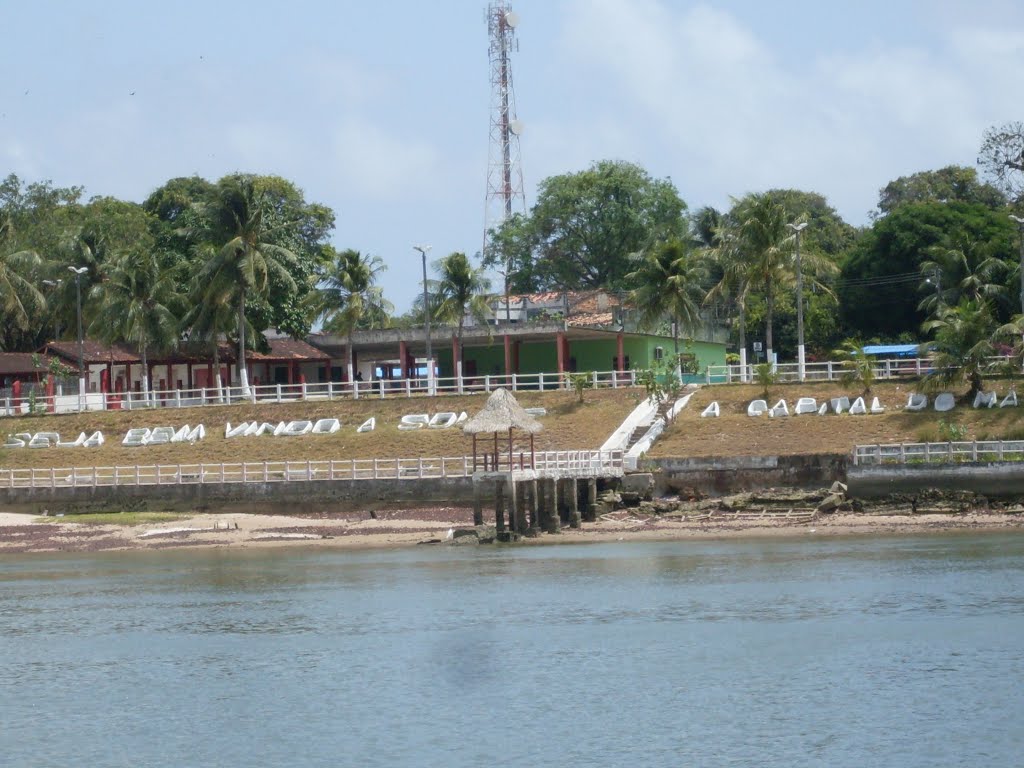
463;388;543;472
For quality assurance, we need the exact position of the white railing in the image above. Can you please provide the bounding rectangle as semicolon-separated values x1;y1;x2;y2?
0;450;624;489
0;370;641;417
705;355;1017;385
852;440;1024;466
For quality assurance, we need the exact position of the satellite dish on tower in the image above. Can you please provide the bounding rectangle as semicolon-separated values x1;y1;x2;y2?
509;119;525;136
504;11;520;28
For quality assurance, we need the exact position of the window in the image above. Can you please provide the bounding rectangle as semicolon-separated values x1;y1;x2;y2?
653;346;664;361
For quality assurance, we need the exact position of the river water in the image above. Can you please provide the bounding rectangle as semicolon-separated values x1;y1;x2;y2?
2;533;1023;767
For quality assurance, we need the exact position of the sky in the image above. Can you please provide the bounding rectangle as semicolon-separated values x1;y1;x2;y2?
3;0;1023;311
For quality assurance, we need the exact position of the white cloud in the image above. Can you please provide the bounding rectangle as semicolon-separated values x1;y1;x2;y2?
551;0;1024;223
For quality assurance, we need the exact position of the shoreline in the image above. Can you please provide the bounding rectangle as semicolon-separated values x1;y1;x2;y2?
2;506;1022;557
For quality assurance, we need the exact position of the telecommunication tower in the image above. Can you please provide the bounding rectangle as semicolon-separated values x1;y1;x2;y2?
483;1;526;258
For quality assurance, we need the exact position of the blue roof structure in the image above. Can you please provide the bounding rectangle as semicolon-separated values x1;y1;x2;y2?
861;344;920;357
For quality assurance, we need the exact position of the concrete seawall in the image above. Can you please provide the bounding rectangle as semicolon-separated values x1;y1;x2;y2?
1;477;476;516
649;454;848;495
847;462;1024;499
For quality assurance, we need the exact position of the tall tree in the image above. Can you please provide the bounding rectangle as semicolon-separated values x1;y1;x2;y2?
430;251;492;359
627;239;706;374
978;122;1024;202
0;217;44;350
840;201;1016;338
732;193;838;363
484;160;688;291
193;176;299;392
89;250;181;403
309;248;392;378
921;298;996;399
917;236;1007;317
704;219;750;368
876;166;1006;217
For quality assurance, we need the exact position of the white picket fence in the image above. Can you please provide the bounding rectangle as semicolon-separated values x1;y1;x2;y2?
853;440;1024;466
1;369;640;416
0;450;624;489
705;355;1024;385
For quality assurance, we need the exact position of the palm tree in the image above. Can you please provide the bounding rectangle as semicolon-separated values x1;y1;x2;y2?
193;177;299;393
309;248;392;379
181;287;241;402
733;193;837;363
90;250;181;404
918;237;1007;317
626;239;706;376
921;298;996;399
704;219;750;374
0;216;44;349
430;252;492;369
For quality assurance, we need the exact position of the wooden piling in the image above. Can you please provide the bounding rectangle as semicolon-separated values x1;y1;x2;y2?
525;479;539;533
581;478;598;522
541;478;560;534
563;477;580;528
472;480;484;526
495;480;506;536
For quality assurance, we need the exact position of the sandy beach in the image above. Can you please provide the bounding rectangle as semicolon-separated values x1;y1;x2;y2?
2;506;1022;556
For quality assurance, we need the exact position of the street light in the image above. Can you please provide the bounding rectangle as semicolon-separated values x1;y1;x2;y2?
787;221;808;381
68;266;89;410
413;245;433;388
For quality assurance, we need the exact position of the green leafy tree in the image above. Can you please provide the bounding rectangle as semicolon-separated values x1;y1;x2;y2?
704;218;751;366
193;176;300;392
627;239;706;375
89;250;182;403
753;362;778;400
485;160;688;290
430;251;492;357
833;341;876;395
563;371;594;403
0;217;44;349
732;193;837;363
309;248;392;377
839;201;1016;338
876;166;1006;217
920;298;996;399
917;236;1007;316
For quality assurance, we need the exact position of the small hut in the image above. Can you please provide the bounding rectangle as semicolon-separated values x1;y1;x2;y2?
462;388;543;472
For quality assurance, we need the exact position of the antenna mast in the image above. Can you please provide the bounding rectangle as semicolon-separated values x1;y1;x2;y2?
484;0;526;316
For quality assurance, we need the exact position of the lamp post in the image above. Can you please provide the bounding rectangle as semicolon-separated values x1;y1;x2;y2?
413;245;433;389
68;266;88;410
787;222;808;381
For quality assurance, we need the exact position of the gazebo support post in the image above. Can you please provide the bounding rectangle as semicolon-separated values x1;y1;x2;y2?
472;478;484;526
495;479;506;538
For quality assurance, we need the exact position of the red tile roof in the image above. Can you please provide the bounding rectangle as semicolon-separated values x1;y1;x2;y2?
0;352;79;376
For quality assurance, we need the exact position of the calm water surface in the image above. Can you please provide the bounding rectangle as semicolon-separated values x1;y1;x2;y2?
2;533;1024;767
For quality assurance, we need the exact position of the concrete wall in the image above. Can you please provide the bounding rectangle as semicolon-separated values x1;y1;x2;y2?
649;454;848;495
848;463;1024;499
2;477;476;516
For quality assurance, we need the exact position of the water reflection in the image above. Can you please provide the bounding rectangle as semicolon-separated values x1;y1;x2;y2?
2;532;1024;767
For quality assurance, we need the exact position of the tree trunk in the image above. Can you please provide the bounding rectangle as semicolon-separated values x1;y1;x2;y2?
765;283;775;366
237;289;249;394
213;343;223;403
347;329;355;385
673;318;681;381
140;342;150;407
738;299;748;382
457;315;465;379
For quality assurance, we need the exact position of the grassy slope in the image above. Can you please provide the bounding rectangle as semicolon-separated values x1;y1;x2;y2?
651;380;1024;459
0;389;638;469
